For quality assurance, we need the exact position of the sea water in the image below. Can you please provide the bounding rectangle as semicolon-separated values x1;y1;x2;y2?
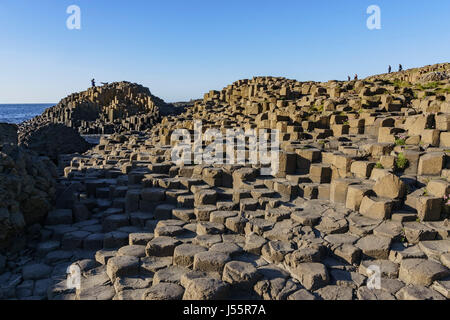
0;104;54;124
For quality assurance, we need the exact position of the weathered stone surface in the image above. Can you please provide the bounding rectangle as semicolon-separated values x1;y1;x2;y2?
173;244;207;267
316;285;354;300
373;173;406;199
193;251;230;273
359;196;393;220
222;261;260;287
287;289;317;300
291;263;329;290
117;245;146;258
153;266;189;285
396;285;445;300
106;256;140;282
355;235;391;260
114;276;152;293
418;240;450;261
432;278;450;298
261;241;295;263
359;260;399;279
145;237;180;257
418;153;444;176
183;276;229;300
357;286;396;300
142;283;185;300
77;271;115;300
398;259;450;286
404;222;437;244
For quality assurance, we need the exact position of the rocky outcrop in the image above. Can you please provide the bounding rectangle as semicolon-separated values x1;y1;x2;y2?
18;122;92;161
160;100;201;117
0;123;18;145
22;82;169;135
0;144;57;250
419;71;450;83
365;62;450;83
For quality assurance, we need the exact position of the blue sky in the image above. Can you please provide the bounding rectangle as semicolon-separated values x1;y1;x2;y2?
0;0;449;103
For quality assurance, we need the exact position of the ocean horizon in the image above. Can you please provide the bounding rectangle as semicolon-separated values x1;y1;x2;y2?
0;103;55;124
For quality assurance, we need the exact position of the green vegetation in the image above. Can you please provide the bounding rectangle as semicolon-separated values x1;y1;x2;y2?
310;104;324;112
375;162;384;169
395;139;406;146
400;234;407;243
392;80;411;88
416;82;440;90
436;87;450;95
395;153;409;171
414;82;450;96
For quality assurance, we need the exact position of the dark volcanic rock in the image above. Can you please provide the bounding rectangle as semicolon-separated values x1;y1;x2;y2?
0;144;57;249
0;123;18;145
18;122;92;161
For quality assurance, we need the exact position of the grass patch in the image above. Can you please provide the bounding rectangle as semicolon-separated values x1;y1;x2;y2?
436;87;450;95
416;82;441;90
395;153;409;171
375;162;384;169
392;80;411;88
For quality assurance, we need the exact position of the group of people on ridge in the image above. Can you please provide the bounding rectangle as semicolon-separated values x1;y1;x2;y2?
388;64;403;73
347;64;404;82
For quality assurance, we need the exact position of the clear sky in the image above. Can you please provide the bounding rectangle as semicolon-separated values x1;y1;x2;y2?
0;0;449;103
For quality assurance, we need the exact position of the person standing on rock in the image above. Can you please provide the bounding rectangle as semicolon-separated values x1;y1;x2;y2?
388;65;392;73
399;64;403;72
91;78;96;87
354;74;358;80
347;76;351;81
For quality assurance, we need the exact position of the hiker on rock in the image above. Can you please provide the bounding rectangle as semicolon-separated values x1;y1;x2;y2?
91;78;96;87
399;64;403;72
354;74;358;80
388;65;392;73
347;76;351;81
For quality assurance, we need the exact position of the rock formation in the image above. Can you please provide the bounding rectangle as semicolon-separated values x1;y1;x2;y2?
18;122;92;162
0;144;57;251
23;81;168;135
0;123;18;145
1;63;450;301
365;62;450;83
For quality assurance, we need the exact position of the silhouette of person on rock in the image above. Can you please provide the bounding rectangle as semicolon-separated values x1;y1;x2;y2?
91;79;96;87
